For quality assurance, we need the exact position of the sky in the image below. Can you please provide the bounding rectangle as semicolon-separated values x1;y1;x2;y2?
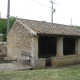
0;0;80;26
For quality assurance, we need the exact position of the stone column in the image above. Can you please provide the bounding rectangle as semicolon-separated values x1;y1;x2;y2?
32;36;39;68
56;37;63;57
75;38;80;55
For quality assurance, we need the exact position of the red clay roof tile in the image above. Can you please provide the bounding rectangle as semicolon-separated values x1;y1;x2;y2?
18;18;80;37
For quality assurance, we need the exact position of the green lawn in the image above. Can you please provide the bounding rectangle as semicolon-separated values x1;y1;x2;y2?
0;67;80;80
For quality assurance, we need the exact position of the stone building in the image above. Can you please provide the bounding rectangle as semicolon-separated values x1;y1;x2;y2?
7;18;80;68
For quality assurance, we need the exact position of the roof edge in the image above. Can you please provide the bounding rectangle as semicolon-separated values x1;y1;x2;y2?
17;18;74;27
17;19;37;36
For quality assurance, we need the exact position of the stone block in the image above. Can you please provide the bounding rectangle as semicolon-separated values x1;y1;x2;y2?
39;58;46;69
51;55;80;67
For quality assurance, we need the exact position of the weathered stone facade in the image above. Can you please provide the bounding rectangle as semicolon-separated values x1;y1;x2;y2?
7;21;32;59
7;19;80;69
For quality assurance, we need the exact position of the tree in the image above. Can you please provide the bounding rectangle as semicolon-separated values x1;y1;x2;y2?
75;26;80;29
0;16;16;41
10;16;16;28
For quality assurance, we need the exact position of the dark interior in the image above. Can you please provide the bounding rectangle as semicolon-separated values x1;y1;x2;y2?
38;36;56;58
63;37;75;55
38;36;75;67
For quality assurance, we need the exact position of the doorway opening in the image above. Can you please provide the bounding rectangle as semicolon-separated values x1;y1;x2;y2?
38;36;56;67
63;37;75;55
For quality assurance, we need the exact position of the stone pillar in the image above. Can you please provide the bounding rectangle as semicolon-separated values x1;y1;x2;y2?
56;37;63;57
75;38;80;55
32;36;39;68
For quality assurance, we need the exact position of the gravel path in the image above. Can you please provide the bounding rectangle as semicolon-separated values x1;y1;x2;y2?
0;61;32;71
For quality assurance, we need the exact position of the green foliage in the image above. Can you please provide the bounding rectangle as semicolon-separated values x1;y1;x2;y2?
0;17;16;41
0;19;7;34
3;34;6;41
10;16;16;28
75;26;80;29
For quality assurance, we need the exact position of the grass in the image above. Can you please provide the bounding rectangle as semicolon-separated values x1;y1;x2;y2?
0;67;80;80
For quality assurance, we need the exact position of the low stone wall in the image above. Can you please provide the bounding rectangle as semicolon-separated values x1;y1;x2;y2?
38;58;46;69
0;42;7;57
51;55;80;67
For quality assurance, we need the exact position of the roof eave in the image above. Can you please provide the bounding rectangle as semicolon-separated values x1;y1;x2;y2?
37;33;80;37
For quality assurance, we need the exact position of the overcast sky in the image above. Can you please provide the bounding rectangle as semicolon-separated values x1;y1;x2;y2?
0;0;80;26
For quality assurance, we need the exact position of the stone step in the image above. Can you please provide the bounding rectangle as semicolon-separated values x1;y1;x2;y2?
0;57;12;63
0;60;11;63
0;57;4;60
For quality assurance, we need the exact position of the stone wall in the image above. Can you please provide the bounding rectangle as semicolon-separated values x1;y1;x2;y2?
51;55;80;67
0;42;7;57
0;36;3;41
7;21;32;59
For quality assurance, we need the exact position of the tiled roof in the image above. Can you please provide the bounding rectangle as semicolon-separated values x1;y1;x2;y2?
18;18;80;37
